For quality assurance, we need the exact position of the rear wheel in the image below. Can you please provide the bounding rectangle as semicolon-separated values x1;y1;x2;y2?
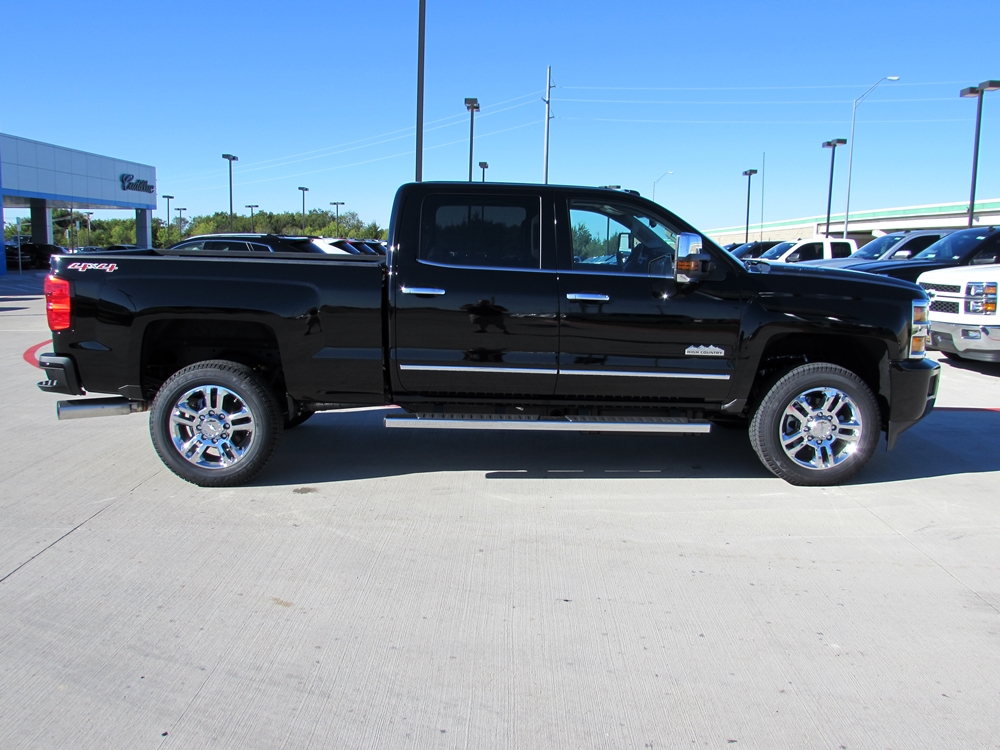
749;363;880;486
150;360;281;486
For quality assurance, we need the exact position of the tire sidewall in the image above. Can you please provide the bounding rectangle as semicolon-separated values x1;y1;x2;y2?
750;364;880;486
150;361;280;486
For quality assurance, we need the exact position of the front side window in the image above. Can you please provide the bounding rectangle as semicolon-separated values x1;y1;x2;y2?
419;195;541;269
760;241;795;260
791;243;823;262
853;234;902;260
569;201;677;275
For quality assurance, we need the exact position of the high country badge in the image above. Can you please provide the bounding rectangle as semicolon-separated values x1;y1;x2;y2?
685;344;725;357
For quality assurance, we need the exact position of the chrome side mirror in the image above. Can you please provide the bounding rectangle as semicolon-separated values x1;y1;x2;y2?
676;232;712;282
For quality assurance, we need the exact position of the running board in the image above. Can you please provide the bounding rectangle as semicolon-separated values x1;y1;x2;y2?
384;414;711;434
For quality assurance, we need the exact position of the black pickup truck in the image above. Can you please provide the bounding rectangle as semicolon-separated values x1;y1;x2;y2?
37;182;938;487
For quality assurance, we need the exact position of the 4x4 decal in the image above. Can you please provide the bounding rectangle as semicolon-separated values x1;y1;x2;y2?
67;262;118;273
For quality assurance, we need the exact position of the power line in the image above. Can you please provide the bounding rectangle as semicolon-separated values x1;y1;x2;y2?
558;81;967;91
554;97;955;105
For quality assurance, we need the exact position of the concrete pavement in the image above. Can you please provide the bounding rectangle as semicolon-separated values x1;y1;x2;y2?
1;270;998;749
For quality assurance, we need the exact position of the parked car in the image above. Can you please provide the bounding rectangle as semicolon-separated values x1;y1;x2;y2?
849;227;1000;283
729;240;782;259
18;243;65;268
758;237;857;263
70;246;106;254
35;181;938;489
800;230;954;269
168;234;330;254
917;264;1000;362
5;243;33;269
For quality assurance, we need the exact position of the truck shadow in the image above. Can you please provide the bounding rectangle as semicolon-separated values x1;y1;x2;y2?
257;406;1000;486
936;355;1000;378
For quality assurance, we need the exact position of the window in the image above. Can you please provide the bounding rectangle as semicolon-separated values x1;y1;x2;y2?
171;240;206;251
248;243;274;253
419;195;541;269
903;235;941;254
831;242;853;258
204;240;252;252
569;201;677;275
791;242;823;262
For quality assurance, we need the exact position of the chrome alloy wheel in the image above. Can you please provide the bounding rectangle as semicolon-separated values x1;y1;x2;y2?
779;386;863;471
168;385;256;469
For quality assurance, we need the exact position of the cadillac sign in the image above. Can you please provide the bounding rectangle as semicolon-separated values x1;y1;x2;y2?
119;173;155;194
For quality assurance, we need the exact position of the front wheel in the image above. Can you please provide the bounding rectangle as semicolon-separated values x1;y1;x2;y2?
749;363;880;486
150;360;282;486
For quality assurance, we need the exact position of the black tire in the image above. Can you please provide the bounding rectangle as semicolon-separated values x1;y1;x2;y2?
749;362;880;486
149;360;282;487
284;408;315;429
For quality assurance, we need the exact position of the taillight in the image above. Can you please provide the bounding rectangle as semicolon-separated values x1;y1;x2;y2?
45;275;71;330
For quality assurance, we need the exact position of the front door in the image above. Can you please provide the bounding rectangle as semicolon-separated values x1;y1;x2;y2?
556;197;742;403
393;191;560;397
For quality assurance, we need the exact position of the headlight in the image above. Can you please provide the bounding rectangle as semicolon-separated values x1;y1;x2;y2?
910;301;929;358
965;281;997;314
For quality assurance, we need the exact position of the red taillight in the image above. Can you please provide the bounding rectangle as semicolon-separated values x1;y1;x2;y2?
45;275;71;331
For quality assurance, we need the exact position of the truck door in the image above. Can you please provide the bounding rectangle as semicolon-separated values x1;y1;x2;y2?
392;191;560;397
556;197;741;402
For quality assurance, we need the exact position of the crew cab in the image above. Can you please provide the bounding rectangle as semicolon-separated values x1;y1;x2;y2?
758;237;857;264
37;182;938;488
918;264;1000;361
848;226;1000;283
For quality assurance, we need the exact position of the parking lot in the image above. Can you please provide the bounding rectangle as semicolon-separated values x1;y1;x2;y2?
1;269;999;749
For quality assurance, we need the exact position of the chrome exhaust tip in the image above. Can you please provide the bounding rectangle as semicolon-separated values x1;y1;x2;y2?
56;397;149;420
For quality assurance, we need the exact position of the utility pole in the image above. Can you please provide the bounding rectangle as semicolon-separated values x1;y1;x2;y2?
543;66;553;184
415;0;426;182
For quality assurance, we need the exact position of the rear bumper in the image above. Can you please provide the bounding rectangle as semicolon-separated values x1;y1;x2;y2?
929;321;1000;362
885;357;939;450
36;353;85;396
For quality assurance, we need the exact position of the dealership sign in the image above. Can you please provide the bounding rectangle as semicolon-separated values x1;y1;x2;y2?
119;173;155;194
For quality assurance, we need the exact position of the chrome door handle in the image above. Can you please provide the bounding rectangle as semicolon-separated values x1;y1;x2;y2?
401;287;446;296
566;293;610;302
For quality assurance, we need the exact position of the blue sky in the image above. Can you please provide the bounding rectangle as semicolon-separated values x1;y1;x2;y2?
2;0;997;233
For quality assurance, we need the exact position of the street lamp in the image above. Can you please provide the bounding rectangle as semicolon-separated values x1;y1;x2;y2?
330;201;345;237
298;187;309;233
222;154;238;231
742;170;758;243
175;207;187;240
960;80;1000;227
652;170;673;202
245;204;259;233
465;97;480;182
161;194;174;245
83;211;93;246
842;75;899;238
479;161;489;182
822;139;847;237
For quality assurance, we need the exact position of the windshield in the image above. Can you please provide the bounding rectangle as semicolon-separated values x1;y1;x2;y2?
759;241;796;260
853;234;903;259
912;230;988;261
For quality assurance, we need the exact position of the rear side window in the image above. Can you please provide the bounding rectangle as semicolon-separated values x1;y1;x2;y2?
419;194;541;269
204;240;252;252
831;242;853;258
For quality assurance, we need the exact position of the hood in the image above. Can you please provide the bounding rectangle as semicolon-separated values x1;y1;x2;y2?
843;257;953;282
743;259;923;295
916;263;1000;284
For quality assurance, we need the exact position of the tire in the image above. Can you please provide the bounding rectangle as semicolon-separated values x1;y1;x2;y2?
149;360;282;487
749;363;880;486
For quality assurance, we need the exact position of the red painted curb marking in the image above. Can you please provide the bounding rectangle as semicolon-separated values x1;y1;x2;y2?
23;341;49;369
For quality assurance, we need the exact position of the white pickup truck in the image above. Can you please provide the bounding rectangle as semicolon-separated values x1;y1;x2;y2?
758;237;857;263
917;265;1000;362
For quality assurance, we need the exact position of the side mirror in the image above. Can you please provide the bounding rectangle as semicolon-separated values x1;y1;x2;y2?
894;250;911;260
676;233;712;282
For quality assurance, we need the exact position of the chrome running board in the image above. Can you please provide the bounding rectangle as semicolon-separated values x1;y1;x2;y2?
384;413;711;434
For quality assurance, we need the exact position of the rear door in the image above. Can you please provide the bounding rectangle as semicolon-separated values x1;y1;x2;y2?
392;190;560;397
555;196;741;402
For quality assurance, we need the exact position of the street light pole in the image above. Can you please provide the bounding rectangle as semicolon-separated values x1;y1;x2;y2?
742;170;758;243
298;187;309;233
543;65;553;184
842;75;899;238
84;211;93;246
479;162;489;182
415;0;426;182
960;80;1000;227
465;97;480;182
222;154;238;231
652;170;673;203
161;194;174;245
245;204;258;233
822;139;847;237
175;208;186;240
330;201;344;237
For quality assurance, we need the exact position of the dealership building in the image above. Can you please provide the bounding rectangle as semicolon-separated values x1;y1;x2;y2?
0;133;156;275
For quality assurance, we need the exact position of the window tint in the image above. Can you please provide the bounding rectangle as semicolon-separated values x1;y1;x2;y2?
794;243;823;261
902;235;941;254
248;243;274;252
760;241;795;259
420;195;541;269
853;234;903;259
970;241;1000;265
831;242;852;258
569;201;677;275
171;240;206;251
204;240;252;252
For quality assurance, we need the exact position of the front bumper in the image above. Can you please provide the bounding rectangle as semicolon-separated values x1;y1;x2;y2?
929;321;1000;363
885;357;939;450
37;353;85;396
